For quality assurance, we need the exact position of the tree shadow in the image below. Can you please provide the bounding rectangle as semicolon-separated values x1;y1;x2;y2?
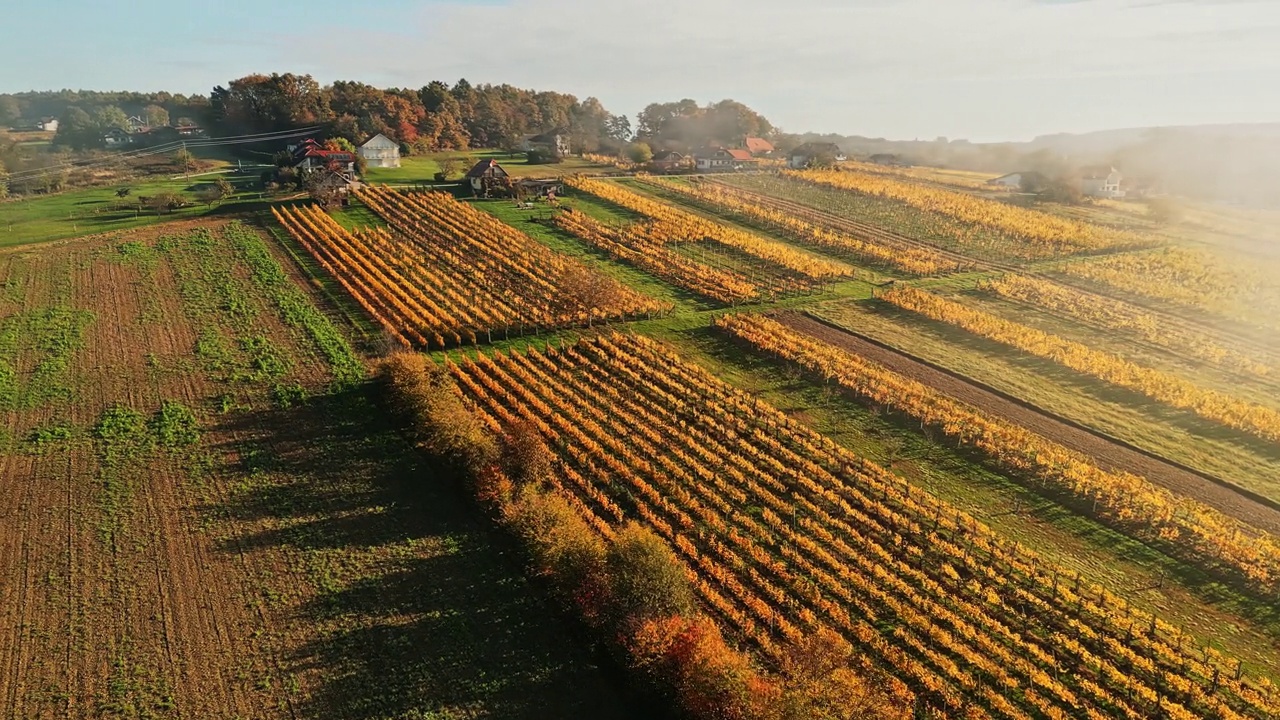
205;385;652;720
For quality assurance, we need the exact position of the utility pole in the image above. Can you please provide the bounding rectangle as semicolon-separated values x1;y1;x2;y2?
182;141;190;182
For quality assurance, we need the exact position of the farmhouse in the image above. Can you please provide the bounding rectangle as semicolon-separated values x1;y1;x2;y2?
101;128;133;147
1080;166;1124;198
868;153;905;166
744;137;775;156
788;142;847;169
649;151;689;173
291;139;358;177
358;133;401;169
36;117;58;132
521;131;571;158
695;148;755;172
466;158;511;196
987;171;1045;190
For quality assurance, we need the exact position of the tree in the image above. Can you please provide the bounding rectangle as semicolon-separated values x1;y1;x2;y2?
174;147;196;172
606;523;694;623
143;104;169;128
627;142;654;165
53;107;96;149
146;192;187;214
91;105;130;132
0;159;8;200
0;97;21;127
324;137;356;153
439;156;466;180
196;176;234;206
605;114;632;143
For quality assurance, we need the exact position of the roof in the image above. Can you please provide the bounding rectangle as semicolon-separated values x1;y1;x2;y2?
793;142;843;156
652;151;684;162
360;133;397;148
527;130;567;144
744;137;774;154
465;158;507;178
725;148;753;161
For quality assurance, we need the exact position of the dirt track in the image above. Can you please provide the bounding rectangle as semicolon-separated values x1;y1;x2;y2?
777;312;1280;535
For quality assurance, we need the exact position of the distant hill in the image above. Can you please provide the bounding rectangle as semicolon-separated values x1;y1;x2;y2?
780;123;1280;206
1022;123;1280;157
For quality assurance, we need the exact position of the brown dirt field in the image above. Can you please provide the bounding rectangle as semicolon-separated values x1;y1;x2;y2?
0;220;638;720
777;312;1280;535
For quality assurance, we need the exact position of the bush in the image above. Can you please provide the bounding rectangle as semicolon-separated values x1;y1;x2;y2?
606;523;695;623
501;420;555;486
380;352;497;474
505;485;608;610
526;149;563;165
631;614;778;720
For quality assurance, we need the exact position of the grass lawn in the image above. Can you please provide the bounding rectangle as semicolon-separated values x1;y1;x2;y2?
0;171;270;248
362;148;613;185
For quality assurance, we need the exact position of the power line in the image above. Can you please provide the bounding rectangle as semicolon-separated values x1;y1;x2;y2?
1;126;323;183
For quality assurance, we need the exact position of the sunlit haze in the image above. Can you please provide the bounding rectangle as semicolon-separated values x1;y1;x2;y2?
3;0;1278;140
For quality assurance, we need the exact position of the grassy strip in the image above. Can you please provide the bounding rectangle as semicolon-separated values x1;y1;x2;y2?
222;222;365;387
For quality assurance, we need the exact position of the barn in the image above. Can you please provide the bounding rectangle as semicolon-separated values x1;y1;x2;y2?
465;159;511;197
359;133;401;169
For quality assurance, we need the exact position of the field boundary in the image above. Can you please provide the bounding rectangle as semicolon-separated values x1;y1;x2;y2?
797;309;1280;523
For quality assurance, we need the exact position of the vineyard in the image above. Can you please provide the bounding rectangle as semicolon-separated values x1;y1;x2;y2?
977;273;1273;378
273;189;668;348
879;285;1280;445
564;176;855;279
551;208;763;304
715;313;1280;591
635;177;967;276
789;168;1151;255
1060;247;1280;334
448;332;1280;720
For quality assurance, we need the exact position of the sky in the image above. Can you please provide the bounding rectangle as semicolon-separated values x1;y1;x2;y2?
2;0;1279;142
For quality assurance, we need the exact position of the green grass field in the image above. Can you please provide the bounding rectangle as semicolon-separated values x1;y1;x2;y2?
361;148;612;185
0;171;270;248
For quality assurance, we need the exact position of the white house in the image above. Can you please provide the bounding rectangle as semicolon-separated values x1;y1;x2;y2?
358;133;401;169
521;131;571;158
695;148;754;172
36;117;58;133
1080;166;1124;198
788;142;846;169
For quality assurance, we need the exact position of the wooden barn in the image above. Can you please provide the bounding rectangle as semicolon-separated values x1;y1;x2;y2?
465;159;511;197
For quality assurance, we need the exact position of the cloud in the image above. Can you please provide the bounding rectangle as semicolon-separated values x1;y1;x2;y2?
256;0;1280;139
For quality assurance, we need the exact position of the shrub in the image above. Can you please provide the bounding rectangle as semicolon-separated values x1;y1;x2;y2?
500;420;555;487
631;614;779;720
380;352;497;474
606;523;695;624
151;400;199;447
505;485;608;612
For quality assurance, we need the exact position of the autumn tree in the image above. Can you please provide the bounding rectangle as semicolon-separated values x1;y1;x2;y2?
627;142;654;164
606;523;695;623
174;147;196;172
143;104;169;128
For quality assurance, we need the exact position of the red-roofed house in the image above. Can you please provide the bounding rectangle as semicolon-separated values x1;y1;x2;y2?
290;139;357;177
695;147;757;172
744;137;775;156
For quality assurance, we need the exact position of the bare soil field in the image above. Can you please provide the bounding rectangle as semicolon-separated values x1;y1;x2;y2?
0;220;634;720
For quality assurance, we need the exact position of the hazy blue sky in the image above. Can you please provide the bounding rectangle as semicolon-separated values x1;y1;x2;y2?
3;0;1278;141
